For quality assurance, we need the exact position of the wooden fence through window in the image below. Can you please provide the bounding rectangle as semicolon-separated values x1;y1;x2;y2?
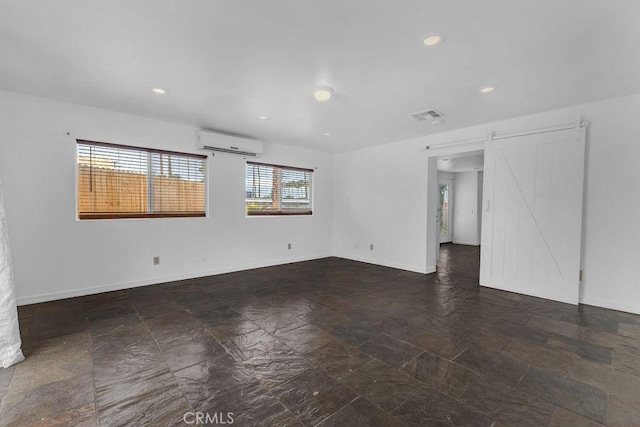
78;165;205;215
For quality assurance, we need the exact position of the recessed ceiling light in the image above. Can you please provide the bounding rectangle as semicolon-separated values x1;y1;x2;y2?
423;33;444;46
313;87;333;102
257;115;270;120
323;132;332;137
150;87;168;95
479;86;497;94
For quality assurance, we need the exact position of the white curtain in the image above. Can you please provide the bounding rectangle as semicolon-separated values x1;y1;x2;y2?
0;179;24;368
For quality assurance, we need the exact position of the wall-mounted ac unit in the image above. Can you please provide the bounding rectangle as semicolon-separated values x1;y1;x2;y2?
197;130;264;157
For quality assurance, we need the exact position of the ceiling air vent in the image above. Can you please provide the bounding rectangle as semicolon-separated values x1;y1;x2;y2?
410;109;445;121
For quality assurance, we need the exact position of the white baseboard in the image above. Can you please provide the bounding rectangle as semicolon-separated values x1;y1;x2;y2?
479;278;578;305
479;280;640;314
332;252;429;274
16;253;332;306
452;240;480;246
579;295;640;316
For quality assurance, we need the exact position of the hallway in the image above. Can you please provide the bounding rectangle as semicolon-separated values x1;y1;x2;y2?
436;243;481;290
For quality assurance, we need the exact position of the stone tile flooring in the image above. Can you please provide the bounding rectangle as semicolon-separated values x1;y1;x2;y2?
2;244;640;426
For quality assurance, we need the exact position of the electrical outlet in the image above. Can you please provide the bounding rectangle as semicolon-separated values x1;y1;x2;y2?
153;256;160;265
370;244;374;250
287;243;292;250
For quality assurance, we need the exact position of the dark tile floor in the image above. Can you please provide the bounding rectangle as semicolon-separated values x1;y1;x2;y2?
2;244;640;426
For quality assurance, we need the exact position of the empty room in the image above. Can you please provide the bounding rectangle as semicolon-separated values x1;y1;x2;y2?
1;1;640;426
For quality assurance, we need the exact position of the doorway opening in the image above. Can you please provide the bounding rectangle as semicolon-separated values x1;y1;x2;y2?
435;150;484;287
438;178;453;244
427;121;586;304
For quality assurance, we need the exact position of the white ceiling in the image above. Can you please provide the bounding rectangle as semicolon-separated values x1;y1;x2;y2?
1;1;639;153
437;151;484;173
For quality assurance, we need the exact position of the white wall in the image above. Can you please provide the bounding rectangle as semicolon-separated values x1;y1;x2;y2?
477;172;483;241
3;89;640;315
0;90;333;304
453;171;481;246
333;93;640;315
332;142;429;273
438;172;455;180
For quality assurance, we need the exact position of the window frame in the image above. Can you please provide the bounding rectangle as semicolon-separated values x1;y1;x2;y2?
76;139;208;220
245;161;313;217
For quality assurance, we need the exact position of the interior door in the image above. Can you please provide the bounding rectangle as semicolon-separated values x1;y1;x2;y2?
480;126;586;304
438;179;453;243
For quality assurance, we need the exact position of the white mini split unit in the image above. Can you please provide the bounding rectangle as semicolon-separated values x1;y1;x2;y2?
197;130;264;157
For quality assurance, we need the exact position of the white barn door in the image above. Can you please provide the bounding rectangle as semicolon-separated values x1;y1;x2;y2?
480;125;586;304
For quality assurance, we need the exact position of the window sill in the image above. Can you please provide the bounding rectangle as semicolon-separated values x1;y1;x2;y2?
78;213;206;220
246;211;312;217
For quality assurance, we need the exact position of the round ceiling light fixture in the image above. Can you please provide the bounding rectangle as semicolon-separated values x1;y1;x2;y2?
313;86;333;102
423;33;445;46
323;132;332;137
150;87;168;95
479;85;497;94
257;115;270;120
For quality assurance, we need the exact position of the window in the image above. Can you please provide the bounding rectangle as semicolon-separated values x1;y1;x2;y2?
77;140;207;219
245;162;312;216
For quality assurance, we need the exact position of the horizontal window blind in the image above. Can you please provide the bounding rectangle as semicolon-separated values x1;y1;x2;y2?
245;162;312;216
77;140;207;219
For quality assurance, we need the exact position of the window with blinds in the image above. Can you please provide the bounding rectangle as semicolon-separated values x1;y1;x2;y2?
245;162;313;216
77;140;207;219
